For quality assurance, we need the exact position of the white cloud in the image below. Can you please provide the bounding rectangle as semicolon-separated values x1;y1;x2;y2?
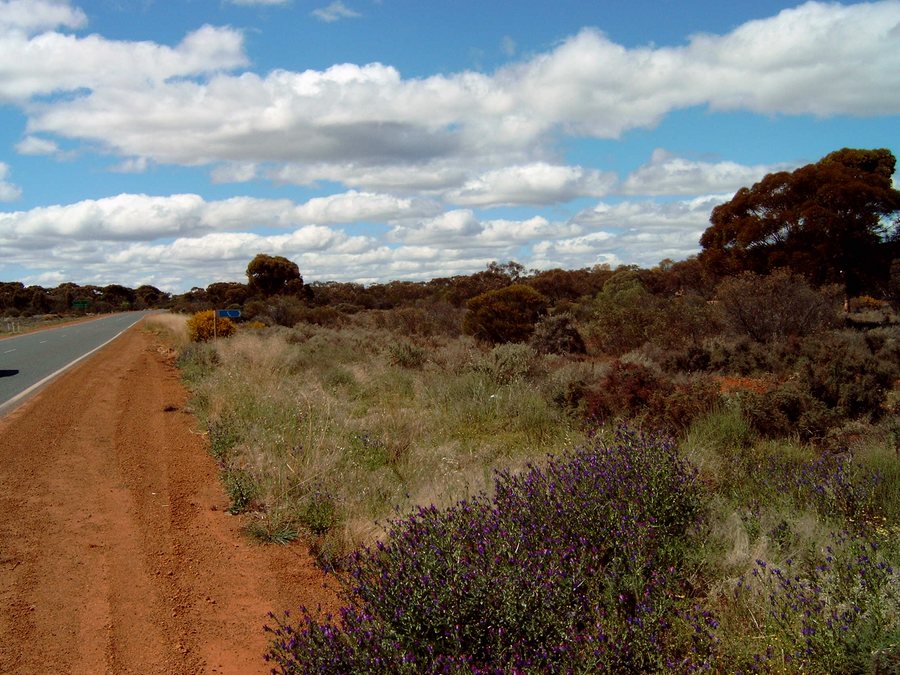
0;0;86;35
211;162;258;183
110;157;150;174
0;191;438;246
270;161;472;192
292;190;439;223
573;194;727;231
0;162;21;201
621;149;784;196
15;135;59;156
540;194;729;268
446;163;616;206
11;1;898;187
311;1;361;22
388;209;582;248
0;23;247;102
500;36;516;57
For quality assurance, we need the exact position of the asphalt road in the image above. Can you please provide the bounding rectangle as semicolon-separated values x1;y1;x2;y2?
0;312;152;416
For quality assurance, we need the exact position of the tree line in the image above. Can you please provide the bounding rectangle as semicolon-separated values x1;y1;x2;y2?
3;147;898;323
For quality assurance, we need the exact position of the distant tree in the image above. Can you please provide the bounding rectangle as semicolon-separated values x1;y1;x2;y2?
307;281;367;308
587;270;659;355
699;148;900;296
134;284;168;309
247;254;303;297
206;282;249;307
525;268;603;304
432;261;527;307
463;284;549;344
28;287;51;314
102;284;136;309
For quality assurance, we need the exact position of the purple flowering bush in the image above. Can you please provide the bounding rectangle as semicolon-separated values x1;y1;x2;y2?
265;429;715;673
731;532;899;673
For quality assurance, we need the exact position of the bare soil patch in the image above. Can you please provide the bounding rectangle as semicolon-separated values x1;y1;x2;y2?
0;326;340;674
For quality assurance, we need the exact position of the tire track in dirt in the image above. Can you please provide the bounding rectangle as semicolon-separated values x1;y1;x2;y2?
0;325;340;674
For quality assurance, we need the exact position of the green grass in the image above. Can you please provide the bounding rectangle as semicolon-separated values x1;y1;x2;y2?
170;316;900;671
178;325;582;556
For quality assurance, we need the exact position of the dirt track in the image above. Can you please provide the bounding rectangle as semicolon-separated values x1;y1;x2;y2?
0;325;340;674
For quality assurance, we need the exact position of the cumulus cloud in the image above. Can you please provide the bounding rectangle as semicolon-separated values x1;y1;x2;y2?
573;194;727;231
446;163;617;206
15;135;59;156
0;162;21;201
528;194;723;271
110;157;150;174
211;162;258;183
11;1;897;187
2;2;896;290
311;1;361;22
0;0;86;35
388;209;582;249
0;23;247;102
0;191;437;248
621;149;783;196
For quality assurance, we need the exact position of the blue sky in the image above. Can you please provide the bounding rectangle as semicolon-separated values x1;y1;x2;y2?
0;0;898;292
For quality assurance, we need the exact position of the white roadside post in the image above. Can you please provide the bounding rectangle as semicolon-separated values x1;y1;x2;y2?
214;309;241;341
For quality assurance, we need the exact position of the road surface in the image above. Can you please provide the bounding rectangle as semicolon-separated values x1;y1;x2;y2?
0;324;339;673
0;312;151;416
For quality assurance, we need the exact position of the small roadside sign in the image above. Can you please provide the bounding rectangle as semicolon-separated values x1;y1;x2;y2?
216;309;241;318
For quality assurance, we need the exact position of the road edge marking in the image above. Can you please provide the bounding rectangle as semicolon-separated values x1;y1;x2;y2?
0;315;147;418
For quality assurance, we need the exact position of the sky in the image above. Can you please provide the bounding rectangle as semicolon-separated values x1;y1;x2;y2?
0;0;898;293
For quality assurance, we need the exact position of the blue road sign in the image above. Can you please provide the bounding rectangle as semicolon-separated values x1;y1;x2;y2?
216;309;241;318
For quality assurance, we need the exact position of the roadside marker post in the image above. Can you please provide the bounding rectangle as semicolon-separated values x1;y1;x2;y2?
214;309;241;340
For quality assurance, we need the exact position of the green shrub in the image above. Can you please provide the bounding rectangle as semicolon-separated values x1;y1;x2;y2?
265;430;712;673
731;534;900;673
223;467;259;514
176;340;220;383
388;341;428;369
737;382;839;440
187;309;236;342
529;312;586;355
299;490;340;535
587;270;658;355
799;331;898;421
474;343;540;385
714;269;840;343
462;284;549;344
662;343;712;373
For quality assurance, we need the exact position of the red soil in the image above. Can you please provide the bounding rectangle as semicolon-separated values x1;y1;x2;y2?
0;325;340;674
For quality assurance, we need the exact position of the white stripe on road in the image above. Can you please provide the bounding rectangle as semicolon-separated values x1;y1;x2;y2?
0;315;146;417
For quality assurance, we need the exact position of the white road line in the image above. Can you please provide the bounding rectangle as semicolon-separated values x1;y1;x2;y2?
3;349;14;354
0;315;147;417
39;340;48;344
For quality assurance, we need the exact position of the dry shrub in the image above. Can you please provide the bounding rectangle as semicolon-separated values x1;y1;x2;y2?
187;309;236;342
529;312;586;355
584;360;720;432
715;269;840;343
144;312;189;346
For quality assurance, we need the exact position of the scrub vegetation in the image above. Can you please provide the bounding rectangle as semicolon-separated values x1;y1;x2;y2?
131;148;900;671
